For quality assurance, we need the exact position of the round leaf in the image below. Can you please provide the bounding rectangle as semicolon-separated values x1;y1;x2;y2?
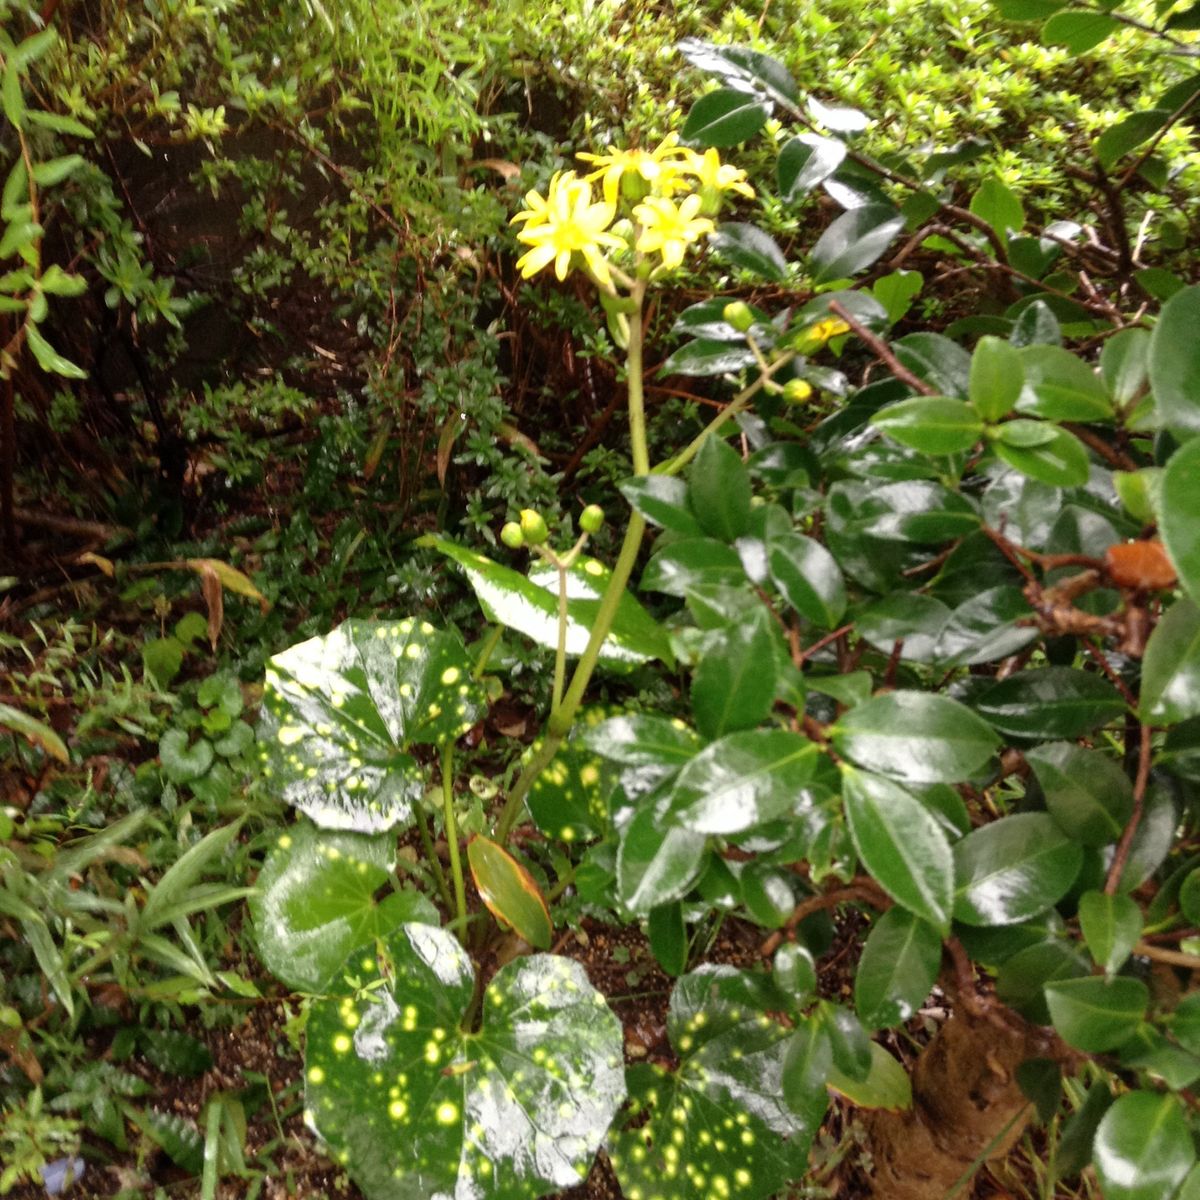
251;822;438;994
992;424;1091;488
767;532;847;629
831;691;1000;784
1024;742;1133;846
305;925;625;1200
1094;1091;1195;1200
1045;976;1148;1052
608;967;820;1200
872;397;983;455
259;618;486;832
969;335;1024;421
953;813;1083;926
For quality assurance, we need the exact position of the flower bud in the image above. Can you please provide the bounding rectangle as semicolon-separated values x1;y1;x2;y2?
579;504;605;534
500;521;525;549
782;378;814;405
722;300;755;333
519;508;549;545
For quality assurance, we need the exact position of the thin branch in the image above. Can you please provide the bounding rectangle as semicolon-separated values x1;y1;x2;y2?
1105;721;1154;894
827;301;935;395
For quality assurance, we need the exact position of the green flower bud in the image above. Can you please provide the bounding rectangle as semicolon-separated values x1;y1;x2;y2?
500;521;525;549
722;300;755;333
782;378;814;405
580;504;605;534
519;508;549;545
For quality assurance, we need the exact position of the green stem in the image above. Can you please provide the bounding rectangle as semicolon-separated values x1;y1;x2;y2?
552;560;568;711
442;743;468;944
626;278;650;476
655;352;793;477
472;625;503;679
415;806;453;911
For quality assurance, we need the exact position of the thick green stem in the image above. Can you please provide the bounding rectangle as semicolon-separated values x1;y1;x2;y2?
472;624;503;679
626;279;650;476
552;562;568;711
441;743;468;943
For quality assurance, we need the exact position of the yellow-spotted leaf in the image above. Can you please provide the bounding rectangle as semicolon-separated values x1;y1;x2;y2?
305;925;625;1200
467;836;553;950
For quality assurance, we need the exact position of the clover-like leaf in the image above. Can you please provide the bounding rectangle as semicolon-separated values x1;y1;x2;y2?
251;822;438;993
607;967;821;1200
305;925;625;1200
258;618;486;832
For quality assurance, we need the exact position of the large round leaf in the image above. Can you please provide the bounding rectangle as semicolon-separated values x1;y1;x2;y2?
251;822;437;993
305;925;625;1200
953;813;1083;926
831;691;1000;784
1094;1091;1195;1200
259;619;486;832
607;967;820;1200
841;768;954;931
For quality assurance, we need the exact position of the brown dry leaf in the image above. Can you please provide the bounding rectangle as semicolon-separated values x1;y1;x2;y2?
188;557;269;614
199;562;224;650
76;551;114;577
437;412;465;487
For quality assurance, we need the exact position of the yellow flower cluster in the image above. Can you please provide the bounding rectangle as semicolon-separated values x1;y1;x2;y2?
511;136;753;286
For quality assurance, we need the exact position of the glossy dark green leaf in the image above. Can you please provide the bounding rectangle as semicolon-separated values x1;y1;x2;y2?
781;1019;832;1116
661;337;757;377
826;1043;912;1111
468;836;553;950
432;540;672;669
871;397;983;455
1097;109;1170;171
994;940;1089;1023
677;39;800;107
842;768;954;931
969;335;1024;421
662;729;819;835
259;618;487;832
778;135;846;201
689;436;752;541
893;332;972;397
617;802;708;914
872;269;924;325
691;609;778;739
935;586;1038;667
774;944;817;1006
973;668;1126;739
1093;1091;1195;1200
1113;784;1177;894
608;967;819;1200
1150;286;1200;441
1015;1058;1062;1124
1042;9;1119;52
681;88;769;148
832;691;1000;784
1055;1081;1112;1181
1117;1026;1200;1091
857;593;950;663
251;822;437;993
641;538;745;597
1162;438;1200;604
854;481;980;543
953;814;1083;926
1045;976;1147;1052
1024;742;1133;846
809;204;905;285
854;908;942;1029
819;1001;873;1082
1100;327;1151;407
1077;889;1142;977
767;532;847;629
582;714;702;770
1010;299;1061;348
619;475;703;536
1141;599;1200;726
1015;345;1112;421
648;902;688;976
1182;869;1200;925
306;925;625;1200
740;865;795;928
710;222;789;283
992;423;1091;487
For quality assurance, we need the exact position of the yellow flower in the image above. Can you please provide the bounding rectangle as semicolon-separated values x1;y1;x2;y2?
511;171;626;286
632;193;714;271
682;148;755;202
578;134;691;206
809;317;850;342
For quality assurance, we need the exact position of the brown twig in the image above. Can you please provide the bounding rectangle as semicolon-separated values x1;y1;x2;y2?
828;301;936;396
1105;721;1153;894
796;622;854;664
760;880;891;957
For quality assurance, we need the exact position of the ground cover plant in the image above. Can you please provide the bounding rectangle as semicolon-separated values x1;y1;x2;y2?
5;1;1200;1199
